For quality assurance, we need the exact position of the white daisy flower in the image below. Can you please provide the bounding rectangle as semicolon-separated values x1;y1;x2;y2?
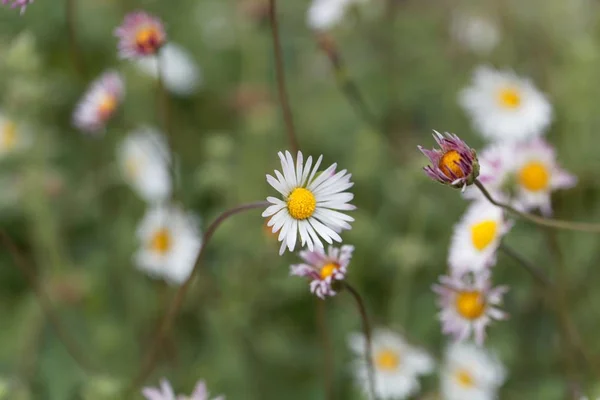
262;150;355;256
348;328;434;400
433;270;508;345
290;244;353;299
0;114;31;158
441;342;506;400
117;127;172;203
134;205;202;285
142;378;224;400
136;43;202;97
73;70;124;134
448;201;512;274
451;14;500;55
512;138;577;216
459;66;552;142
307;0;365;31
462;141;513;202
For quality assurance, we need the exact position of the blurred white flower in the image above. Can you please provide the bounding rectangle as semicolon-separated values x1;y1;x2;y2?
463;141;513;202
348;328;434;399
136;43;202;97
134;205;202;285
451;14;500;55
441;342;506;400
142;378;224;400
0;114;31;157
459;66;552;142
262;150;355;255
307;0;365;31
448;201;511;274
73;70;124;134
117;127;171;203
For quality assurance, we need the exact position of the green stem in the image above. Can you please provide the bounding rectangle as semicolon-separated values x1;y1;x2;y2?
498;243;552;287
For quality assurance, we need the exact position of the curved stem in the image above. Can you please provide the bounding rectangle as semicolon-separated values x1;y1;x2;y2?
344;282;377;400
498;243;552;287
0;230;95;373
267;0;299;153
475;180;600;233
128;201;269;391
65;0;86;79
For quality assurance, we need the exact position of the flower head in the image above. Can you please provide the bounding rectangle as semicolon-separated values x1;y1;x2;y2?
441;342;506;400
290;244;353;299
448;201;512;274
459;66;552;142
0;114;31;157
73;71;124;134
142;378;224;400
418;131;479;190
2;0;33;14
262;151;355;255
307;0;349;31
348;328;434;399
117;127;171;203
451;13;500;55
115;11;166;59
134;205;202;285
433;270;508;345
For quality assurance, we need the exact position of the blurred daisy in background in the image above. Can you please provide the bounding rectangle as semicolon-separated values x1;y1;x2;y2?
117;127;171;203
451;13;500;55
0;114;31;158
463;141;513;201
433;270;508;345
135;43;202;97
73;70;124;134
441;342;506;400
1;0;33;14
115;11;166;59
448;201;511;274
459;66;552;142
512;138;577;215
290;244;353;299
134;205;202;285
348;328;434;399
262;151;355;255
307;0;365;31
142;378;224;400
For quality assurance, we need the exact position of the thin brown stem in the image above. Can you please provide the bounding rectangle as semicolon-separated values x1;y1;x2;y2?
475;180;600;233
316;300;334;400
128;201;269;392
65;0;86;79
344;282;377;400
0;230;94;373
267;0;299;153
498;243;552;287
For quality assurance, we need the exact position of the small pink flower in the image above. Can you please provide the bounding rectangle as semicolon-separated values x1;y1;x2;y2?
115;11;167;59
418;131;480;190
142;378;224;400
2;0;33;14
290;245;354;299
73;70;124;134
433;270;508;345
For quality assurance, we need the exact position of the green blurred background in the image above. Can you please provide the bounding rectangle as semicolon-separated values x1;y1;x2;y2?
0;0;600;398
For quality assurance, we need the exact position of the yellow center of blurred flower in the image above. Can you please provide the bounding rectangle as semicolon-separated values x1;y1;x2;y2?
287;188;316;220
518;161;550;192
150;228;171;254
98;94;117;119
375;349;400;371
470;220;498;251
135;26;162;54
319;262;338;279
455;291;486;320
439;150;465;179
1;121;18;150
125;157;140;178
497;87;521;109
456;369;475;387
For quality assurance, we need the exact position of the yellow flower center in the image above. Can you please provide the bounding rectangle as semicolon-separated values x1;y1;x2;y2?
1;121;18;150
455;291;486;320
438;150;465;179
456;369;475;388
125;157;141;179
375;349;400;371
135;26;162;54
150;228;171;254
470;220;498;251
518;161;550;192
287;187;317;220
319;262;338;280
497;87;522;109
98;94;118;119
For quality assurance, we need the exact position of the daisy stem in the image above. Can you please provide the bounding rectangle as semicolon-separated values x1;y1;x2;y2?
128;201;270;393
344;282;377;400
65;0;86;80
267;0;299;153
475;180;600;233
316;299;334;400
0;230;96;373
498;243;552;287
